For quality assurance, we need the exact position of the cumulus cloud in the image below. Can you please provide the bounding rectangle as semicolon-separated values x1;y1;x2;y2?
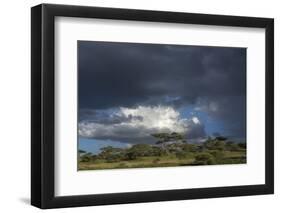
79;106;205;143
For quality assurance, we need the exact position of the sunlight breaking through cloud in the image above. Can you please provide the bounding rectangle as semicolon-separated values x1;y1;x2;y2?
79;106;205;143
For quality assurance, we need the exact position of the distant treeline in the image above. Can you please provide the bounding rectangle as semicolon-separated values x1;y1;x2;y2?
79;133;246;166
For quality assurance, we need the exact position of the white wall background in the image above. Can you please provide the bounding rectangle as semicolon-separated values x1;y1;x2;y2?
0;0;279;212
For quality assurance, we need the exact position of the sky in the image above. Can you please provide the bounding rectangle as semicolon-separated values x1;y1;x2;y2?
78;41;246;153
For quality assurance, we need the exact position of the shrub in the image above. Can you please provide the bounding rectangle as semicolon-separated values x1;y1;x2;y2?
183;144;198;152
128;144;154;157
209;150;224;162
151;146;167;156
175;151;188;160
98;146;126;161
204;140;226;151
124;151;138;160
238;142;246;149
105;154;123;163
79;152;93;162
225;142;240;151
194;153;215;165
90;155;99;162
80;155;91;162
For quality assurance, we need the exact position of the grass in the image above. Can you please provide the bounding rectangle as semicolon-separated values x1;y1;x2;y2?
78;150;246;170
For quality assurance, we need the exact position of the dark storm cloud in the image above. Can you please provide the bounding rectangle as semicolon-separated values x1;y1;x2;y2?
195;96;246;137
78;41;246;138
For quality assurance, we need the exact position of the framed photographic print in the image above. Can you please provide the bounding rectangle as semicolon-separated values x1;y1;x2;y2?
31;3;274;209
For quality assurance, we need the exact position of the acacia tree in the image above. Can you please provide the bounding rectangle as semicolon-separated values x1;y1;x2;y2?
170;132;185;142
80;152;93;162
215;136;228;141
99;146;124;160
151;132;186;156
151;132;186;145
78;149;86;154
151;133;169;144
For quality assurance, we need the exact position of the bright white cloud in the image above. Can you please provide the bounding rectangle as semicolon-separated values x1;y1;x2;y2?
192;116;200;124
79;106;205;143
118;106;187;132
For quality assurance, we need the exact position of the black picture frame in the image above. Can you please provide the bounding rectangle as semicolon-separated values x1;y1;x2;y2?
31;3;274;209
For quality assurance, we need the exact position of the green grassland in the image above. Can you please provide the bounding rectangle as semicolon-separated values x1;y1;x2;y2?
78;134;246;171
79;151;246;170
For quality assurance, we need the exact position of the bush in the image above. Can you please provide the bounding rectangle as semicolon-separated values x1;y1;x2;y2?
175;151;188;160
79;152;94;162
128;144;154;157
90;155;99;162
194;153;215;165
151;146;167;156
124;151;138;160
225;142;240;151
238;142;246;149
209;150;224;162
182;144;198;152
80;155;91;162
203;138;226;151
105;154;123;163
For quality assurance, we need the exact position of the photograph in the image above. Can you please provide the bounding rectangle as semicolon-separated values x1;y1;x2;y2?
29;2;274;209
78;41;247;170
